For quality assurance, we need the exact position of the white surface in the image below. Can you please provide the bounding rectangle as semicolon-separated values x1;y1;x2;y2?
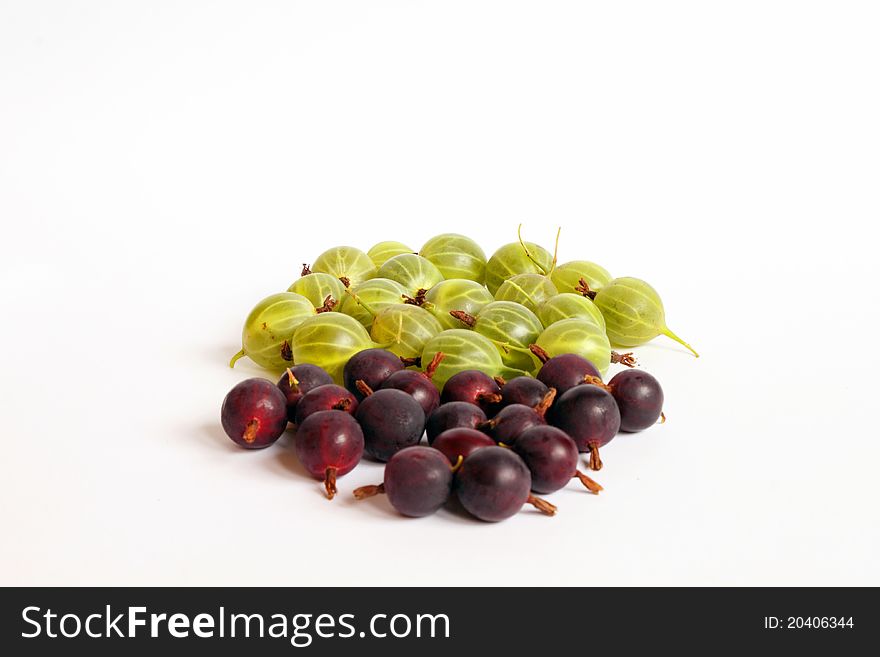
2;1;878;586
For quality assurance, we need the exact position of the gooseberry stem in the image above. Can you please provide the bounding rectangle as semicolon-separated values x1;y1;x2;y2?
403;289;428;306
229;349;246;368
534;389;557;418
424;352;445;380
662;327;699;358
344;288;378;317
400;356;422;368
355;380;374;397
527;494;557;516
450;455;464;473
353;483;385;500
582;375;612;392
588;444;603;471
610;351;637;368
575;278;597;300
324;467;338;500
449;310;477;327
529;344;551;364
242;418;259;444
517;224;550;276
301;264;312;276
286;368;300;392
549;226;561;275
574;470;603;494
316;295;337;313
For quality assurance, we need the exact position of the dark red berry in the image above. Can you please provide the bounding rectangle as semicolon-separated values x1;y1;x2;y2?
294;384;358;425
513;425;602;494
221;378;288;449
277;364;333;422
354;446;452;517
425;401;487;444
343;348;405;401
379;352;445;416
532;349;602;396
607;369;664;432
294;410;364;499
355;388;426;462
499;376;550;409
454;446;556;522
550;384;621;471
441;370;503;415
432;428;496;466
479;389;555;444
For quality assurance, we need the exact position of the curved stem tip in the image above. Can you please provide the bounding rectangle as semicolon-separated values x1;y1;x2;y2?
476;392;503;405
575;278;597;300
301;264;312;276
662;327;699;358
286;368;300;391
324;466;338;500
316;295;337;313
399;356;422;368
229;348;246;368
588;444;603;471
450;455;464;473
353;483;385;500
582;375;611;392
534;388;557;418
574;470;603;494
527;494;557;516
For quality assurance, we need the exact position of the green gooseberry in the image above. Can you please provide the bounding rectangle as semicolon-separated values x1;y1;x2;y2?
310;246;377;287
369;304;443;359
485;241;554;296
422;279;495;330
289;312;376;384
550;260;612;294
419;233;487;284
287;272;345;311
450;300;544;374
367;241;414;268
420;329;524;390
494;273;558;313
376;253;445;297
337;278;408;329
591;277;698;357
230;292;327;371
534;318;613;376
537;293;606;331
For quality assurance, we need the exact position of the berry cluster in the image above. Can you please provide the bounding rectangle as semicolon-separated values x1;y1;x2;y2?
220;347;664;522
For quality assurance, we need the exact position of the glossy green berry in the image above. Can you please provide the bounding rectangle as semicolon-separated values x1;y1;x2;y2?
592;277;698;357
367;241;414;268
419;233;487;284
451;301;543;374
230;292;324;371
485;242;554;295
422;279;494;330
289;313;376;384
377;253;445;296
311;246;377;287
420;329;519;390
550;260;612;294
287;272;345;311
537;293;606;331
534;318;612;375
494;273;558;313
370;304;443;359
337;278;408;329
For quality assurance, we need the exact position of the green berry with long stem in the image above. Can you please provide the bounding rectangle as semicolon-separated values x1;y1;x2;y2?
589;277;698;357
495;272;558;313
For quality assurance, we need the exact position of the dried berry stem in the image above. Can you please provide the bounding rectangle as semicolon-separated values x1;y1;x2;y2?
476;392;503;405
575;278;597;300
301;264;312;276
477;418;499;431
316;295;337;313
403;289;428;306
280;340;294;362
534;388;557;418
527;494;557;516
353;483;385;500
424;352;445;380
528;344;551;364
355;380;374;398
333;398;353;411
399;356;422;368
658;412;666;425
339;276;351;288
450;455;464;473
493;376;507;387
449;310;477;327
242;419;259;444
610;351;637;367
588;444;603;471
582;375;612;392
574;470;603;494
324;466;338;500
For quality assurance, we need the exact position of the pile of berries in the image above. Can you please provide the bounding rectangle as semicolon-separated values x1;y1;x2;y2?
220;347;665;522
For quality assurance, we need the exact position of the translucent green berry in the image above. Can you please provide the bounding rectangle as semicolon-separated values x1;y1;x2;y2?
367;241;414;268
419;233;487;284
537;293;606;331
494;273;558;313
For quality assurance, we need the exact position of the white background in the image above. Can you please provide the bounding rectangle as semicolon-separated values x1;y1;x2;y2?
2;1;878;586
